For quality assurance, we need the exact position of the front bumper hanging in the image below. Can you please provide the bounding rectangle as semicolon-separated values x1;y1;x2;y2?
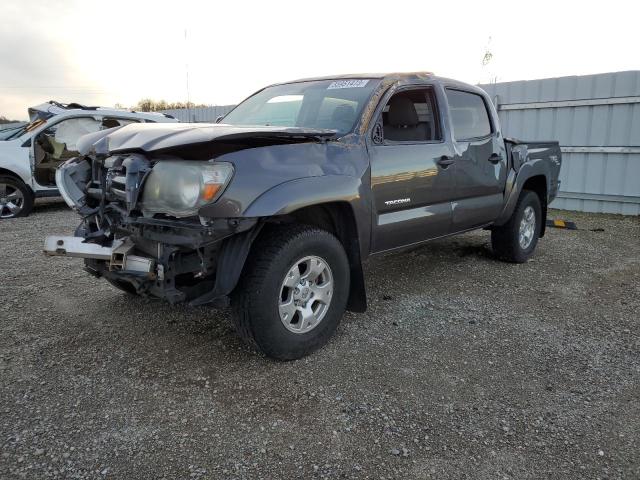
43;235;155;276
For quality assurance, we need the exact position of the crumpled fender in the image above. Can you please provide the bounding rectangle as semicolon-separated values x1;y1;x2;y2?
243;173;372;256
242;173;372;259
76;126;123;156
243;174;363;217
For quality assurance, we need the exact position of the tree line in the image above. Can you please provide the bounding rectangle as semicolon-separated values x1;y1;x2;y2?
132;99;210;112
0;116;20;124
1;100;211;120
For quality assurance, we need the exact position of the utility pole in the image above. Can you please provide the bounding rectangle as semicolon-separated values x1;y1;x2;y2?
481;36;497;85
185;28;192;122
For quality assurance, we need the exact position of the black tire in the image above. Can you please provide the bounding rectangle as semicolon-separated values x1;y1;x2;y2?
105;277;139;296
232;224;350;360
0;175;34;219
491;190;542;263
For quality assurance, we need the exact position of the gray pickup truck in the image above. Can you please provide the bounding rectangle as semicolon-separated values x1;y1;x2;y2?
46;73;561;359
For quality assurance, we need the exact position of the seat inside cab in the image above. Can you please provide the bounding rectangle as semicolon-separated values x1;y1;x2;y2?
382;89;439;142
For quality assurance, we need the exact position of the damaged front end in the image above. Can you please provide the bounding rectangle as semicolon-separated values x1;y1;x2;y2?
46;137;257;306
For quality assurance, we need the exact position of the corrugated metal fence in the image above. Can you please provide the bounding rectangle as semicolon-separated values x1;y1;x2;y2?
161;105;235;123
480;71;640;215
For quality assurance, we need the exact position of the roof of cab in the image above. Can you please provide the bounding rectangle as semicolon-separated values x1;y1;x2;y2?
281;72;435;84
273;71;486;96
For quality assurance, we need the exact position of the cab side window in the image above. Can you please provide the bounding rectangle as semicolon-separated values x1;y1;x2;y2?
382;89;440;142
445;89;492;140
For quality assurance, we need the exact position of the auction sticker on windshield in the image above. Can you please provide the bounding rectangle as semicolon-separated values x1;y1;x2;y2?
327;79;369;89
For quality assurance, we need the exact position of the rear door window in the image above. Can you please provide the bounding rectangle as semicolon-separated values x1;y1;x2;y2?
101;117;140;129
445;89;492;140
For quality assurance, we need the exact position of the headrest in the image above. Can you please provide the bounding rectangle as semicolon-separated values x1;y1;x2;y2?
331;104;355;123
388;96;419;127
102;118;120;129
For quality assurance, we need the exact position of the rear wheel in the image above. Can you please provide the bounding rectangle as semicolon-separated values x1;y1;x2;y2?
0;176;34;219
491;190;542;263
232;224;350;360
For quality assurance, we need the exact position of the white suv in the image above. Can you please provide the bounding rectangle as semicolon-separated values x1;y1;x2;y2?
0;101;178;219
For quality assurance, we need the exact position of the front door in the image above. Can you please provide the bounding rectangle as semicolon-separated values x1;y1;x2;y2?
369;87;456;252
444;88;507;231
32;116;104;188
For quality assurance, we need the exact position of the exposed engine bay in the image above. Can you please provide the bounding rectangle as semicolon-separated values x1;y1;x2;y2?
51;151;254;305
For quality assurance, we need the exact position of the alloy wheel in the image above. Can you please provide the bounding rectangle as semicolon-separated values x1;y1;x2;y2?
278;255;334;334
519;205;536;249
0;182;25;218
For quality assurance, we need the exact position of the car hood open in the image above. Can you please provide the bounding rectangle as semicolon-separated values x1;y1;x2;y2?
77;122;337;156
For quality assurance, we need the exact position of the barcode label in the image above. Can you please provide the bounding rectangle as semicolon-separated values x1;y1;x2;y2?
327;79;369;89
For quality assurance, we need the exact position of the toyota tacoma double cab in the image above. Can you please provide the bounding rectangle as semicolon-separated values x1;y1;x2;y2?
45;73;561;360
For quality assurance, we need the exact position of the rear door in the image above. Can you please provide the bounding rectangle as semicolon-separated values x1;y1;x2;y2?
445;88;507;231
369;86;456;252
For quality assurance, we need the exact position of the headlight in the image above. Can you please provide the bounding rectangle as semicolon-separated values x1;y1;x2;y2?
141;161;233;217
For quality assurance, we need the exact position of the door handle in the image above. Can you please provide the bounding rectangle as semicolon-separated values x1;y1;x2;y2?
488;153;503;164
437;155;455;168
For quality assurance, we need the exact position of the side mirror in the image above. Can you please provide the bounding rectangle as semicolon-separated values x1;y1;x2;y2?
372;122;384;145
215;115;224;124
22;137;32;148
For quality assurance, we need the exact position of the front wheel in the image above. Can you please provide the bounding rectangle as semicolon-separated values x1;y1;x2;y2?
491;190;542;263
232;224;350;360
105;277;139;296
0;176;34;219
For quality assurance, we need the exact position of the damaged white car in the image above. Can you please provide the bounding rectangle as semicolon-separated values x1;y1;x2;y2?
0;101;177;218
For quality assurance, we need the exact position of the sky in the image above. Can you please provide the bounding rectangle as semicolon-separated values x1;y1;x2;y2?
1;0;638;120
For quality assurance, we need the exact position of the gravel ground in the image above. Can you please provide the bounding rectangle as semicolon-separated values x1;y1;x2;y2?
1;199;639;480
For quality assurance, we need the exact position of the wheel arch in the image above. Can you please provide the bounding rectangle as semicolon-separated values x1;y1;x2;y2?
191;199;369;313
243;174;371;279
521;175;548;237
0;167;33;194
494;160;549;230
208;176;372;312
0;168;35;218
283;201;367;313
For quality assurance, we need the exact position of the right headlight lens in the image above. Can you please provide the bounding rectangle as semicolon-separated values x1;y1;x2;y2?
141;161;233;217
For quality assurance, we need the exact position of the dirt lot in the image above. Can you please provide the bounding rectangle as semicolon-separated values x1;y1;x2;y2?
1;200;638;479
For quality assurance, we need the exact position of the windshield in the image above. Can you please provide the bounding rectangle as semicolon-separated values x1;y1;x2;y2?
0;125;27;141
223;79;379;135
0;118;46;141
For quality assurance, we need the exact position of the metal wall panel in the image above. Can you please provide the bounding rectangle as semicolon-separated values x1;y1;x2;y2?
480;71;640;214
